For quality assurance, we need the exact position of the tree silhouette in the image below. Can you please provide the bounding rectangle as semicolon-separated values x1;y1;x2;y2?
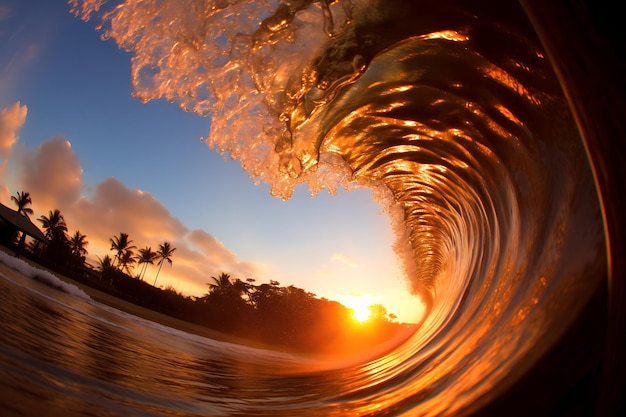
37;209;68;242
136;246;158;280
96;254;115;282
153;241;176;286
206;272;250;300
203;272;252;326
247;279;281;309
11;191;33;218
207;272;234;296
37;209;69;266
69;230;88;257
96;254;114;272
368;304;391;322
118;247;136;276
109;232;135;268
66;230;89;270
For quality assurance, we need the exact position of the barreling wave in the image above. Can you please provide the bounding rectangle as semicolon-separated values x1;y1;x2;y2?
69;0;607;415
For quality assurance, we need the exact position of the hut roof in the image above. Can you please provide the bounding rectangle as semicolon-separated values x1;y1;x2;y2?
0;203;48;242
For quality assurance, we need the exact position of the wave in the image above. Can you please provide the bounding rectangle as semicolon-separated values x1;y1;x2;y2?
0;250;91;300
68;0;610;415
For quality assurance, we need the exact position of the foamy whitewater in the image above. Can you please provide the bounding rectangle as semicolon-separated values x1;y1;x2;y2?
0;0;613;416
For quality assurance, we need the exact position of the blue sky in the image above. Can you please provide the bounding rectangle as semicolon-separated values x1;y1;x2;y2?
0;0;424;322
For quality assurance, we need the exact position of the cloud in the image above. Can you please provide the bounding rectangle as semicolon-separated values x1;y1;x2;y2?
21;135;83;207
188;229;235;263
332;252;359;268
0;99;263;296
0;160;7;183
0;101;27;156
9;132;260;297
0;182;8;203
186;229;258;275
70;177;188;243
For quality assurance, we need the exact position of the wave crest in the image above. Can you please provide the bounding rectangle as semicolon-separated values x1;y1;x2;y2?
69;0;607;414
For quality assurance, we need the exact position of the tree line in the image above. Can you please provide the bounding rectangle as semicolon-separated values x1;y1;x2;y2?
3;190;413;355
7;191;175;285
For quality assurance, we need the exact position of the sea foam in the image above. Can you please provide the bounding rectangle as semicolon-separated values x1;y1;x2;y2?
0;251;91;301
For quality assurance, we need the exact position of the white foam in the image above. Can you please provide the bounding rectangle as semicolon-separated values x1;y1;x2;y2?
0;251;91;301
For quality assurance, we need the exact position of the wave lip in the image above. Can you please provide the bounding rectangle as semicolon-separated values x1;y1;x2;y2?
68;0;608;415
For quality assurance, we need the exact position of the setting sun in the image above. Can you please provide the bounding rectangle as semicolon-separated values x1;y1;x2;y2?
352;304;372;323
339;295;377;323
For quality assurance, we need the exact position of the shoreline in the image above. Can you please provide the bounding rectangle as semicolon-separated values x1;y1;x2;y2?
0;251;417;363
0;257;283;352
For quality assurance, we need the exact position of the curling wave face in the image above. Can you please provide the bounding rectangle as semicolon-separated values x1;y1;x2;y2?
68;0;607;415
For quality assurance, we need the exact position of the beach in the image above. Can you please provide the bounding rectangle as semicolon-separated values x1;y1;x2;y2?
0;255;279;351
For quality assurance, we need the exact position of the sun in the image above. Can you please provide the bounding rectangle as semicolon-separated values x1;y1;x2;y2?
339;294;376;323
352;303;372;323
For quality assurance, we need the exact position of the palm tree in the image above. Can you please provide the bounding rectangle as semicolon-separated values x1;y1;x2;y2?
136;246;158;280
69;230;88;257
37;209;68;242
207;272;249;300
109;232;135;268
118;248;136;276
11;191;33;218
207;272;234;296
153;241;176;286
96;254;114;282
96;254;114;272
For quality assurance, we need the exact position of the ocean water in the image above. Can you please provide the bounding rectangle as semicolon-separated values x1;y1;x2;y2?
2;0;621;415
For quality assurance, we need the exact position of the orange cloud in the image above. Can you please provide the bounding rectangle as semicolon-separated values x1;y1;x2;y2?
186;229;258;275
0;102;27;157
0;99;263;297
0;182;8;203
71;177;188;243
21;136;83;207
9;131;260;297
188;229;235;263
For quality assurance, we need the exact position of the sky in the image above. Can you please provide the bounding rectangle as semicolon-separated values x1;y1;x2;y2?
0;0;425;323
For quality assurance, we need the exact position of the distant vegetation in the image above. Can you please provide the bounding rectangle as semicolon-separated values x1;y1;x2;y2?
1;190;414;355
